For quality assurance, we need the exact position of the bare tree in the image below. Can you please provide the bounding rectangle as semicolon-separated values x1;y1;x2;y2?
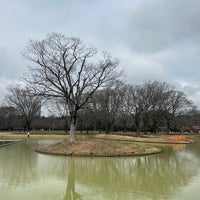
90;81;125;133
126;85;144;134
126;81;193;134
23;33;119;142
0;106;17;130
6;86;41;131
164;90;193;132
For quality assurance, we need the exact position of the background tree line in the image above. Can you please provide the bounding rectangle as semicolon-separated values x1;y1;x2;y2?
1;80;199;134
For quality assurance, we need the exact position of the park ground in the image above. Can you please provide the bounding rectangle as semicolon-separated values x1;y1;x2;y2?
0;131;198;156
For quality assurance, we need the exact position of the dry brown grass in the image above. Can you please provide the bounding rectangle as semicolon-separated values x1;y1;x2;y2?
36;139;161;157
0;132;67;140
94;134;194;144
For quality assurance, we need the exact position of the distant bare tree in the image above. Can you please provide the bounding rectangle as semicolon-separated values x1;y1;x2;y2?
126;85;143;134
0;106;17;130
93;81;125;133
6;86;41;131
23;33;120;142
164;90;193;132
127;81;193;134
47;98;70;132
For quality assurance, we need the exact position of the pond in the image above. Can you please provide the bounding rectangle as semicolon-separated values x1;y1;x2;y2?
0;140;200;200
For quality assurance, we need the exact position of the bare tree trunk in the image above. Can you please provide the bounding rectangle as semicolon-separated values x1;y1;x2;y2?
142;113;148;135
69;116;76;142
166;115;172;134
69;122;76;142
26;118;31;131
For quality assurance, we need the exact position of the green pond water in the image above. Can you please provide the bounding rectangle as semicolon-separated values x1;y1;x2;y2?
0;140;200;200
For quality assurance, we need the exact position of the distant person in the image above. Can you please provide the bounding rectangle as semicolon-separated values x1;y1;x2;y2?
27;132;30;139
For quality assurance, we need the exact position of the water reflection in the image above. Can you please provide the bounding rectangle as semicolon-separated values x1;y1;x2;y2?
64;159;81;200
0;140;38;188
59;144;200;199
0;140;200;200
71;150;199;200
172;144;186;151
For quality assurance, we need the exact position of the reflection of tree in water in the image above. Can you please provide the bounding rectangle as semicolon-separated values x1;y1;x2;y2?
71;145;200;200
63;159;81;200
185;143;200;158
0;140;38;188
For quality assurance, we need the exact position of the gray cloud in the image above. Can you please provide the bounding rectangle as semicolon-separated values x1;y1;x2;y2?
115;0;200;107
126;0;200;53
0;0;200;107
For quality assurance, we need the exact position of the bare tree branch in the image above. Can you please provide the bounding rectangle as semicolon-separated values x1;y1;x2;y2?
22;32;120;141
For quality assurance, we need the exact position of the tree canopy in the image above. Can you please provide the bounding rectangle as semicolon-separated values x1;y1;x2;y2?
23;32;120;141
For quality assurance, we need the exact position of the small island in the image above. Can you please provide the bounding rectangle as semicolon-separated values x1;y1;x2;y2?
34;133;195;157
35;138;162;157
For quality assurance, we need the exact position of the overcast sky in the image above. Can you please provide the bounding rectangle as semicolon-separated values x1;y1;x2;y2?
1;0;200;107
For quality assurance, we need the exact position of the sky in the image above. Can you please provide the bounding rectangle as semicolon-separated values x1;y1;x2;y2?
1;0;200;107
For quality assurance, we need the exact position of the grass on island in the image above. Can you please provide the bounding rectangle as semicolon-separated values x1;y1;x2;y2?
35;139;162;157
